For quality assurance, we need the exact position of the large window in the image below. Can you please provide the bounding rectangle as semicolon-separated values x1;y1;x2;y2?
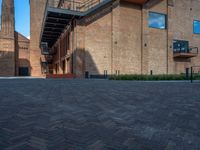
0;0;2;31
193;20;200;34
149;12;167;29
173;40;189;53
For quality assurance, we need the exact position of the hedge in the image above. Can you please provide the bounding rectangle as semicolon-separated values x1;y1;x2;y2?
109;74;190;81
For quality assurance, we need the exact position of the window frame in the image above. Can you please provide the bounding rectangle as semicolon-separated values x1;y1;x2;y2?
193;20;200;35
148;11;167;30
173;39;190;53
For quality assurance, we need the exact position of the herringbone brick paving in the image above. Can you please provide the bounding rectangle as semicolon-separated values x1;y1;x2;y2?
0;79;200;150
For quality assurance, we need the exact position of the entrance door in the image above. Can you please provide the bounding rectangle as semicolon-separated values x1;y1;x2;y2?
19;67;29;76
67;58;71;74
63;60;66;74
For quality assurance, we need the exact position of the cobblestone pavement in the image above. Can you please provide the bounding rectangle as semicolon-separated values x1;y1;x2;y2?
0;79;200;150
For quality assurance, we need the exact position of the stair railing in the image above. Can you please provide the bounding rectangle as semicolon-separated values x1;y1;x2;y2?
57;0;105;12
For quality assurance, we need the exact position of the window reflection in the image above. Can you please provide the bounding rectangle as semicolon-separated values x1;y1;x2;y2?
149;12;167;29
194;20;200;34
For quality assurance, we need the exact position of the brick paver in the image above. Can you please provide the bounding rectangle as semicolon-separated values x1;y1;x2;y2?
0;79;200;150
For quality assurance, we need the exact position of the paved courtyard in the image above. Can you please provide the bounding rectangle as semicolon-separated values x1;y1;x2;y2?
0;79;200;150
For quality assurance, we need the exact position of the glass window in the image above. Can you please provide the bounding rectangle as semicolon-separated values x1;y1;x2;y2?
0;0;2;30
173;40;189;53
193;20;200;34
149;12;167;29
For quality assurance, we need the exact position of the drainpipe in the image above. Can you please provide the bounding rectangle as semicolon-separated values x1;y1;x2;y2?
59;40;61;74
141;5;143;74
71;20;75;74
111;1;114;75
166;0;169;74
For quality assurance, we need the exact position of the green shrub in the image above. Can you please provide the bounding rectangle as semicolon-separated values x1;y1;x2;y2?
192;74;200;80
109;74;188;81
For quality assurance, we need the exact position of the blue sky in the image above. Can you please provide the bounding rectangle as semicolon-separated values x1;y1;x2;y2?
15;0;30;38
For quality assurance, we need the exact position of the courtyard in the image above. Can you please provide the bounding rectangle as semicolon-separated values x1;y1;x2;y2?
0;79;200;150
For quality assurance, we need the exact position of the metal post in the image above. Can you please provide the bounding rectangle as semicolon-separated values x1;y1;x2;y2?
186;68;189;80
191;67;193;83
104;70;107;78
85;71;89;79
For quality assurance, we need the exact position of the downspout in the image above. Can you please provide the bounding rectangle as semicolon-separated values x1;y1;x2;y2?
111;1;114;75
141;4;143;74
74;19;78;75
71;20;75;74
59;40;61;74
166;0;169;74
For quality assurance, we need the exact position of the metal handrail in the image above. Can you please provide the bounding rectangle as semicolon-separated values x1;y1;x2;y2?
57;0;103;12
58;0;101;6
173;46;198;55
190;66;200;83
189;47;198;54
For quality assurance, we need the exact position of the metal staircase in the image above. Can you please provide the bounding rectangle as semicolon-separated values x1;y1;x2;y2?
40;0;113;49
40;0;113;74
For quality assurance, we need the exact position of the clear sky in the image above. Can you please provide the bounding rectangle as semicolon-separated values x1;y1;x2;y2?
15;0;30;38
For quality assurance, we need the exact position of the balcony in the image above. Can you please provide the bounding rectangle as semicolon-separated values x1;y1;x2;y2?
40;0;112;48
173;40;198;58
173;48;198;58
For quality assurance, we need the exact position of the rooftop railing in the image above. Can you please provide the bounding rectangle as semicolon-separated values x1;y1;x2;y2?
56;0;105;12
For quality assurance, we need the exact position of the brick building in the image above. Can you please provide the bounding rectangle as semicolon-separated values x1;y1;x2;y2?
37;0;200;78
1;0;200;77
0;0;30;76
15;32;31;76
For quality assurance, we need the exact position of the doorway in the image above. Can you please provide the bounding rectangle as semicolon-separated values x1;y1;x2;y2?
63;60;66;74
19;67;29;76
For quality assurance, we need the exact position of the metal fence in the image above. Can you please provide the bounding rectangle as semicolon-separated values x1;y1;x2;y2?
191;66;200;83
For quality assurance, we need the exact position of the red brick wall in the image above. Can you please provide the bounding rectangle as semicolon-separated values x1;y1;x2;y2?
0;0;15;76
15;32;30;76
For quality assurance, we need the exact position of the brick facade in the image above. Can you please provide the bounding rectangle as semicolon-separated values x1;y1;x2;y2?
15;32;30;76
29;0;47;77
30;0;59;77
1;0;200;77
0;0;15;76
0;0;30;76
39;0;199;77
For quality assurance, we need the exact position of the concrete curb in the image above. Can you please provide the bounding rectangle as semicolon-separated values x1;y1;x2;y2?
0;77;46;79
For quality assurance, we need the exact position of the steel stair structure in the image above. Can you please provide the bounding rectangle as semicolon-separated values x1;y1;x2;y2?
40;0;113;49
40;0;163;49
